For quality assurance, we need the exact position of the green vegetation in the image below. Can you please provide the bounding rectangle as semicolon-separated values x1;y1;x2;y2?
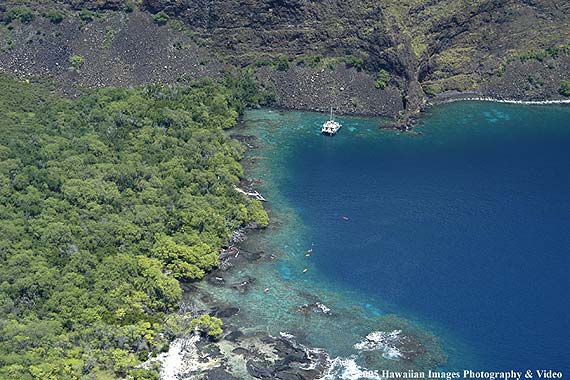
433;47;473;73
103;26;118;50
526;75;544;90
3;6;36;24
163;313;222;339
375;69;391;89
69;55;84;71
0;23;15;52
153;11;169;26
518;44;570;63
519;50;548;63
344;56;365;71
293;55;366;71
0;75;270;379
559;80;570;96
79;9;95;23
423;84;439;97
123;2;135;13
44;9;64;24
297;55;323;67
496;63;507;77
276;55;290;71
190;314;223;339
422;74;477;94
545;45;570;59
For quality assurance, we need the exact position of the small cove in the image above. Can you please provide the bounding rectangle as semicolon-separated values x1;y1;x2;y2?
200;102;570;378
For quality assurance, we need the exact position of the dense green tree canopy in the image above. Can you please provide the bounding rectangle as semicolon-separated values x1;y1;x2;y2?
0;75;269;379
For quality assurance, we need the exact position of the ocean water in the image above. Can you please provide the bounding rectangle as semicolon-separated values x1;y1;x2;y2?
203;102;570;378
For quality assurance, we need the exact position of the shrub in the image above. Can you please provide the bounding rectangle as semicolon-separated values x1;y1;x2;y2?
69;55;84;71
496;63;506;77
423;85;439;97
45;9;64;24
517;45;570;64
345;56;364;71
276;56;290;71
123;2;135;13
103;26;118;49
375;69;390;89
519;50;547;63
255;59;272;67
190;314;223;339
79;9;94;22
153;11;169;25
559;80;570;96
546;45;570;59
305;55;322;67
4;6;35;24
248;199;269;227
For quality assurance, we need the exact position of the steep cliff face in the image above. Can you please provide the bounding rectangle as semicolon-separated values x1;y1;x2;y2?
143;0;389;64
402;0;570;96
136;0;425;121
1;0;569;122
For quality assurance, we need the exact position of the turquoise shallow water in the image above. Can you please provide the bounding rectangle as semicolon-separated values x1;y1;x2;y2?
204;102;570;378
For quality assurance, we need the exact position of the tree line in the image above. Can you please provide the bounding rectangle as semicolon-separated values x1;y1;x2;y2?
0;75;272;379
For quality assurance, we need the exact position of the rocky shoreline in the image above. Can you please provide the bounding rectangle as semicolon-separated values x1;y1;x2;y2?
148;129;336;380
150;121;450;380
156;245;446;380
154;230;335;380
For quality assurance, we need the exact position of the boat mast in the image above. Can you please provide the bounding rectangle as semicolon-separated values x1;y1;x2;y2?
330;107;333;121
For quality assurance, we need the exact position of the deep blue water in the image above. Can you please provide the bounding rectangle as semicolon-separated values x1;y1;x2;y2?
213;102;570;378
283;104;570;372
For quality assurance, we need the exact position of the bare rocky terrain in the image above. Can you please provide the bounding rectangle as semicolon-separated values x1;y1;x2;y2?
0;9;221;92
1;0;569;122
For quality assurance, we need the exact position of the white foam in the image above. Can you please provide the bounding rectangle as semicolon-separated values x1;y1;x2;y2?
279;331;296;340
353;330;403;360
138;334;201;380
274;332;386;380
322;357;381;380
316;302;332;315
159;338;186;380
279;332;330;371
440;96;570;105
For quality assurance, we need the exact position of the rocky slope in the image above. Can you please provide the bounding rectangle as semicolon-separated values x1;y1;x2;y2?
1;0;569;124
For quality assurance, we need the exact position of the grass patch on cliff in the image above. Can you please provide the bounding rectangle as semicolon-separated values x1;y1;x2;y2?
559;80;570;96
516;44;570;63
293;54;367;71
434;47;474;73
103;25;118;50
79;8;95;23
3;6;36;24
375;69;391;89
69;54;84;71
0;24;15;52
422;74;479;95
153;11;169;26
44;9;65;24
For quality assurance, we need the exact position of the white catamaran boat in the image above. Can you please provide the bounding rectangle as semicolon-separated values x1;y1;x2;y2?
321;107;342;136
